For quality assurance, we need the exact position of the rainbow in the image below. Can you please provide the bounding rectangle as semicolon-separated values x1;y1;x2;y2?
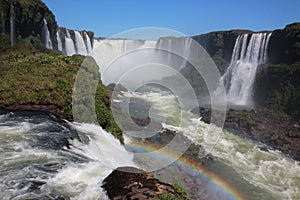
125;142;247;200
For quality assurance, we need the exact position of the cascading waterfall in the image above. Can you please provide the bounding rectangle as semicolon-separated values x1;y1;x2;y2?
74;31;88;55
221;32;272;106
92;37;197;85
64;29;76;56
55;29;93;56
92;39;157;79
84;32;93;54
42;18;53;49
56;30;63;52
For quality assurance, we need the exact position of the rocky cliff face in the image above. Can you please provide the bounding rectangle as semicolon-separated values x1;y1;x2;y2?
191;23;300;121
192;30;251;74
254;23;300;120
0;0;58;49
0;0;94;53
268;23;300;64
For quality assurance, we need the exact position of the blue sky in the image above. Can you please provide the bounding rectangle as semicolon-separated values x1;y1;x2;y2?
43;0;300;38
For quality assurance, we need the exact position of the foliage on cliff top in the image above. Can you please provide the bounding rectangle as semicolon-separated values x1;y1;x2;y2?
0;35;123;142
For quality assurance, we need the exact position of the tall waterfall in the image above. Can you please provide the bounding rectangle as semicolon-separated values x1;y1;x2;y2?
56;30;63;52
74;31;88;55
64;29;76;56
85;32;93;54
42;18;53;49
221;33;272;106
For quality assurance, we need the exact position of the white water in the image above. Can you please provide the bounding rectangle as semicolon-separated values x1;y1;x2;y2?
74;31;88;55
56;30;63;52
64;30;77;56
93;39;156;73
45;123;136;200
221;33;272;106
56;29;93;56
0;112;136;200
85;32;93;54
42;18;53;49
120;90;300;200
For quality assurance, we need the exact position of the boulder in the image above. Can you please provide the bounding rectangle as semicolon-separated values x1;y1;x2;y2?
102;166;189;200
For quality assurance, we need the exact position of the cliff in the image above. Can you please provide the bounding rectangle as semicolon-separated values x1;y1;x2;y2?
0;0;94;53
0;0;58;49
190;23;300;121
192;30;251;74
268;23;300;64
254;23;300;120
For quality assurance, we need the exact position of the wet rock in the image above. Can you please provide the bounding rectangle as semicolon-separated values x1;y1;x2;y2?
17;180;46;191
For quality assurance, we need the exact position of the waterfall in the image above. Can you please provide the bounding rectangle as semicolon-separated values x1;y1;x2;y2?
64;29;76;56
56;31;63;52
74;31;88;55
55;28;93;56
84;32;93;54
221;32;272;106
92;39;156;77
42;18;53;49
92;37;198;86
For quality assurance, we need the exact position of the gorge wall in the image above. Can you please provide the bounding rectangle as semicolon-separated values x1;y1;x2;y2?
0;0;94;53
191;24;300;121
253;23;300;120
1;0;299;121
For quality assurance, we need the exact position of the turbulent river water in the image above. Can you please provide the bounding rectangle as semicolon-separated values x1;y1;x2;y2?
119;88;300;200
0;89;299;200
0;111;135;200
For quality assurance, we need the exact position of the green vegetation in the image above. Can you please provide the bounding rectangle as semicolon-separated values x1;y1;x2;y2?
227;109;257;126
0;35;123;142
0;0;57;50
158;183;190;200
260;63;300;122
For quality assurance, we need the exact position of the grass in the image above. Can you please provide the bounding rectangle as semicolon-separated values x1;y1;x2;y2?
158;183;190;200
0;36;123;142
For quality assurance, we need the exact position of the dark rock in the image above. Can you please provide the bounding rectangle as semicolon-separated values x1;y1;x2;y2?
17;180;46;191
268;23;300;64
102;166;189;200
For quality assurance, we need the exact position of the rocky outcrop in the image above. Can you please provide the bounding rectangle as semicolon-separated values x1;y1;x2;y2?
0;103;69;120
131;129;207;200
102;167;190;200
194;107;300;160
